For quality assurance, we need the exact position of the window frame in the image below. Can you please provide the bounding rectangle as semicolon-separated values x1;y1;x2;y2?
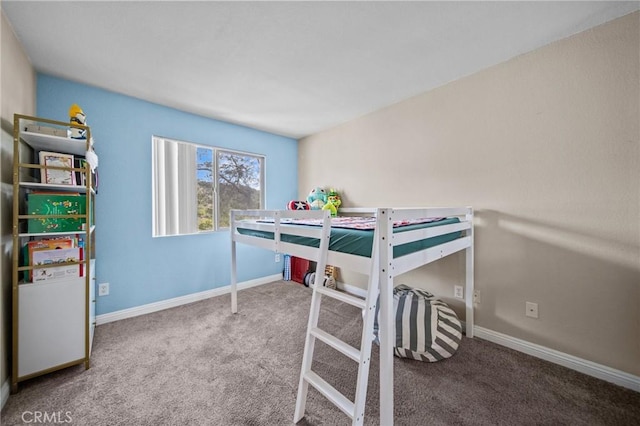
151;135;266;237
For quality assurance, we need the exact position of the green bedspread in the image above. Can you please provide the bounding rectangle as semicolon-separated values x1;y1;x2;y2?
237;217;461;258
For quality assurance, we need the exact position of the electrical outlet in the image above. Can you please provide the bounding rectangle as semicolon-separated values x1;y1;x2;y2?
275;253;281;262
454;285;464;299
98;282;110;296
473;290;481;304
526;301;538;318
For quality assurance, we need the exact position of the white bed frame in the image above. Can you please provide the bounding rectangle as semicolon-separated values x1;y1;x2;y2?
230;207;474;425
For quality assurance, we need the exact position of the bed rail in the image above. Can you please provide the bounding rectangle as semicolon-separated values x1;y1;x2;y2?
388;207;473;275
230;207;473;277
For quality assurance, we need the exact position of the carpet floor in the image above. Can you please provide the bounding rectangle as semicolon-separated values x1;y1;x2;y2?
2;281;639;425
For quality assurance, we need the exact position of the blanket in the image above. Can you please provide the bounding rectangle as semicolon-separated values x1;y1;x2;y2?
258;216;445;230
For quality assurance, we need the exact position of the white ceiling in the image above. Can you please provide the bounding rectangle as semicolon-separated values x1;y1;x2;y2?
3;1;638;139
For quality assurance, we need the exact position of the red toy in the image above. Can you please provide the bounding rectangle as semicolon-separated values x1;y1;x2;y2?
287;200;310;210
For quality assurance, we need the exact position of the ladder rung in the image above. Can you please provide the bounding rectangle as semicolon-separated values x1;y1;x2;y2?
304;371;355;419
310;327;360;362
316;286;366;310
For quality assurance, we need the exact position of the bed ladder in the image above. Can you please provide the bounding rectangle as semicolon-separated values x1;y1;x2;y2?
294;240;380;426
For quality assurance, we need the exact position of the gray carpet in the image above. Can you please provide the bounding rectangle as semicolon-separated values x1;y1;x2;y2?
2;281;639;425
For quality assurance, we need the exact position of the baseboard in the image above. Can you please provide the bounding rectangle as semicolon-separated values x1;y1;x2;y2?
1;377;9;410
337;281;638;392
474;326;640;392
337;281;367;298
96;274;281;325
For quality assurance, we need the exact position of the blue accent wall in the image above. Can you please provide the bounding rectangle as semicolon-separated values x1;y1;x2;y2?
37;74;298;315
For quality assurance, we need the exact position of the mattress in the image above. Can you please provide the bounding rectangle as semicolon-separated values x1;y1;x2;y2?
236;217;461;258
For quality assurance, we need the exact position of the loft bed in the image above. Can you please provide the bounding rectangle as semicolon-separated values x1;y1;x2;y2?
229;207;474;426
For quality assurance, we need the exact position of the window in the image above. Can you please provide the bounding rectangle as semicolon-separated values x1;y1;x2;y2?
152;136;264;237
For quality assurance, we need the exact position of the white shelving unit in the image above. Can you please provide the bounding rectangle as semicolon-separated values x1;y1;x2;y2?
11;114;97;393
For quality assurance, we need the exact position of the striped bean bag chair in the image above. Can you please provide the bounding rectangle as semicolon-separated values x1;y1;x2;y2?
374;284;462;362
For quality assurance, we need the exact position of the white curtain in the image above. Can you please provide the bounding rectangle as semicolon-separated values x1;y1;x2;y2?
152;137;197;236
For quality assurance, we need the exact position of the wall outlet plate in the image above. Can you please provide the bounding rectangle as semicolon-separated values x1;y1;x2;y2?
473;290;481;304
98;282;109;296
454;285;464;299
526;301;539;318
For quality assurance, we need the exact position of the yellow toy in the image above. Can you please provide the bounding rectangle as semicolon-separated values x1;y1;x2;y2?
68;104;87;139
322;188;342;217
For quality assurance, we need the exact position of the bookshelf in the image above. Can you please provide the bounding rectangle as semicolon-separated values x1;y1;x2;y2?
11;114;97;393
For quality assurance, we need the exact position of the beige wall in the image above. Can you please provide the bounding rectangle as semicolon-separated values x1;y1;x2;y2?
0;10;36;397
299;12;639;376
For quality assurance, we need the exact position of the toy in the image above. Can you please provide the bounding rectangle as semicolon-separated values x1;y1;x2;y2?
306;187;327;210
287;200;310;210
322;188;342;217
68;104;87;139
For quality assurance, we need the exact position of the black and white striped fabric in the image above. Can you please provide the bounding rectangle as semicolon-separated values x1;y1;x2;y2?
374;284;462;362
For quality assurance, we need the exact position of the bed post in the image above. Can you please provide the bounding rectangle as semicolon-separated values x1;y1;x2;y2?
230;210;238;314
378;208;394;425
465;207;474;337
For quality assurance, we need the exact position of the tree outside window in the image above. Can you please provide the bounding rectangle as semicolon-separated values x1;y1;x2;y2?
216;152;263;228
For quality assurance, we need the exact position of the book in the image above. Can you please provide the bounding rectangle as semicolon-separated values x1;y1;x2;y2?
74;157;88;187
24;123;68;138
23;237;75;281
31;247;84;282
39;151;75;185
27;192;86;233
73;157;98;192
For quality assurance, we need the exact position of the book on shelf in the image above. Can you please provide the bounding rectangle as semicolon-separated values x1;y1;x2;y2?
27;192;87;233
31;246;84;282
24;123;68;138
39;151;75;185
74;157;86;187
22;236;84;281
73;156;98;192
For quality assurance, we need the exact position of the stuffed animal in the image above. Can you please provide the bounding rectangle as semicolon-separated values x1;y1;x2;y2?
322;188;342;217
307;187;327;210
68;104;87;139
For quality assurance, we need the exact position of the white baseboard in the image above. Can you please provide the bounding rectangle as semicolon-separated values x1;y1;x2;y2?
474;326;640;392
96;274;280;325
1;377;9;410
338;281;638;392
337;281;367;298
